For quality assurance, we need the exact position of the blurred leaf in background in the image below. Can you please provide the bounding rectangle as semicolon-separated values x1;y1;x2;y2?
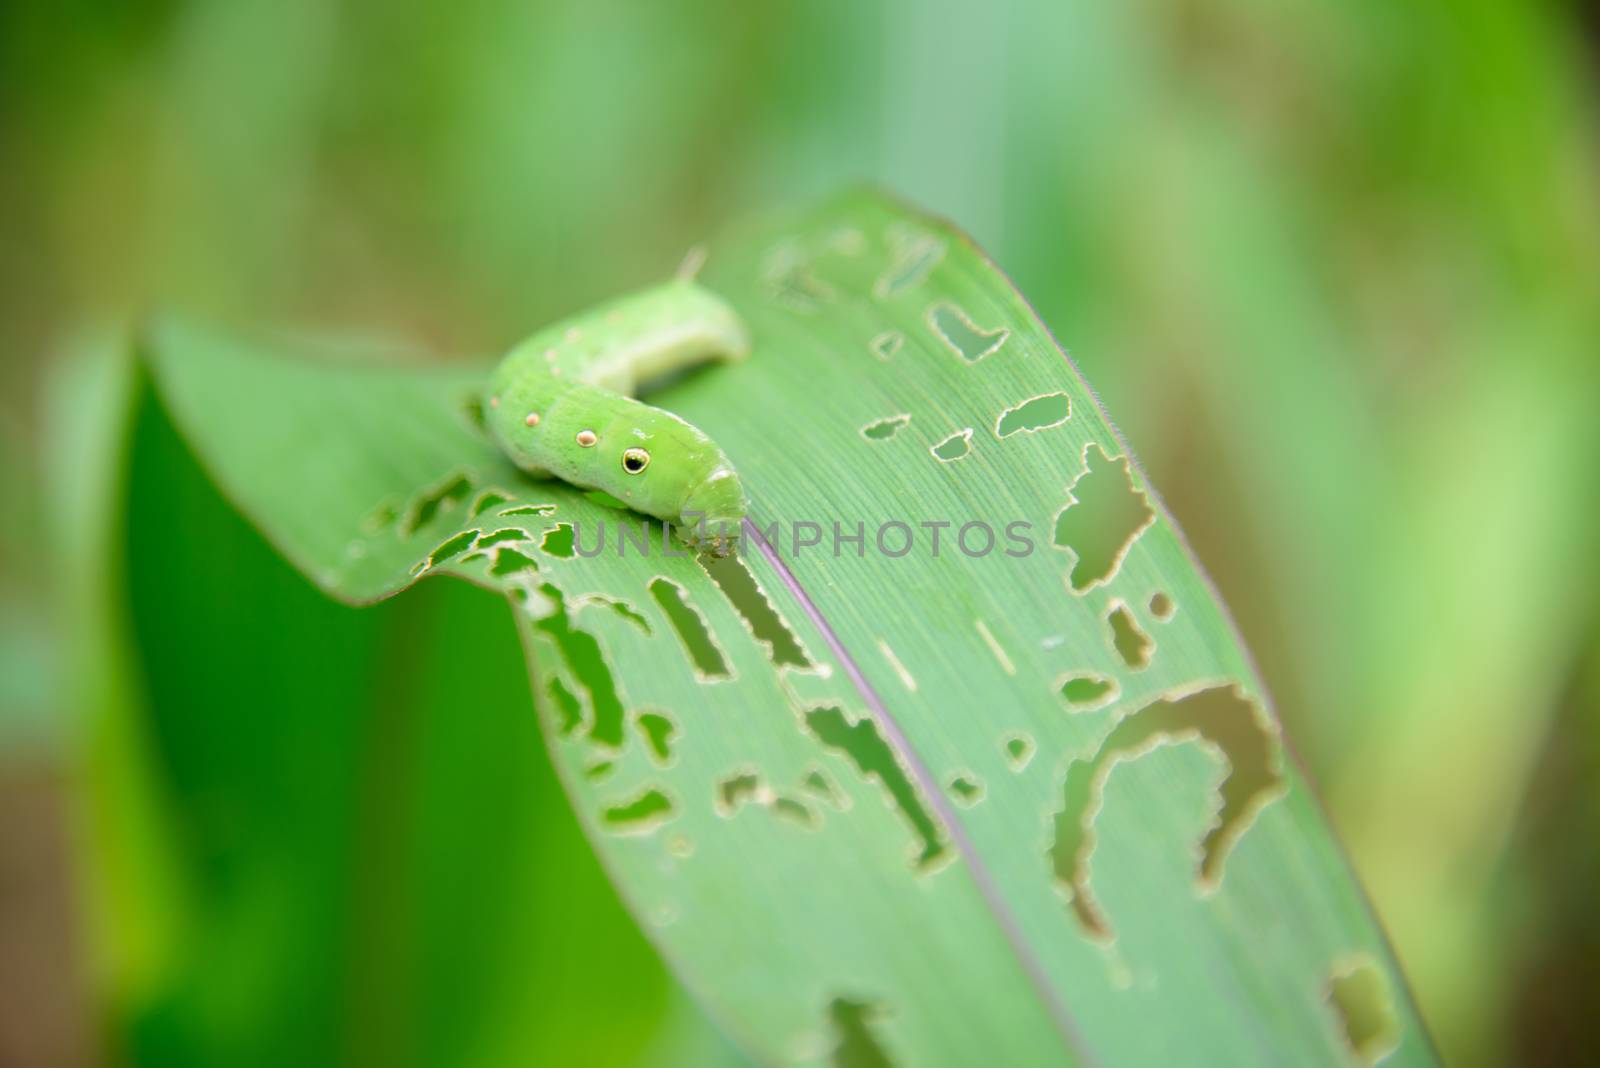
3;0;1597;1065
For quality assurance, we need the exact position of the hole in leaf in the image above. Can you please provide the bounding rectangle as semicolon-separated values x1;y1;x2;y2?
995;392;1071;437
1107;604;1153;670
1149;592;1175;621
425;529;478;570
875;226;945;298
773;796;818;828
699;553;813;670
635;711;676;764
403;472;474;535
1003;733;1034;770
585;759;615;781
861;414;911;441
490;547;538;577
828;996;895;1067
546;676;582;736
928;301;1008;362
649;578;731;680
804;706;946;870
602;786;675;834
1060;674;1119;711
577;595;652;634
1048;682;1285;939
470;489;510;517
500;503;556;517
542;523;576;559
718;772;827;828
948;775;984;806
869;331;904;360
930;428;973;461
1327;956;1400;1065
475;527;527;549
531;583;625;749
803;768;847;810
717;772;761;816
1052;443;1156;591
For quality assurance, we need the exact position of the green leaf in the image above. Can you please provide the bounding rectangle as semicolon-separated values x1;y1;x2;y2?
53;343;745;1066
141;191;1436;1065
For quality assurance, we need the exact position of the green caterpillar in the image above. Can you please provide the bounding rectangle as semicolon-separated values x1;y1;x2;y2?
485;278;750;551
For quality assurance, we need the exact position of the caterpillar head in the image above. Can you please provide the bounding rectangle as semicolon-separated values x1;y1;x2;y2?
486;374;746;550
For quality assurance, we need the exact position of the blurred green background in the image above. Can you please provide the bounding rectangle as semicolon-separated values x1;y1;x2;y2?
2;1;1597;1065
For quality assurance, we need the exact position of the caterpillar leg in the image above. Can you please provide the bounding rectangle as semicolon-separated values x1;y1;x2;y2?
673;519;740;558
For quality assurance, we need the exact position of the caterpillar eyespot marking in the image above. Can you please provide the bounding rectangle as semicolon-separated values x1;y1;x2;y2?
484;279;752;553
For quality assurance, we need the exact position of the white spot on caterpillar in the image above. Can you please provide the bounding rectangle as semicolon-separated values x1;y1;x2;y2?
525;412;541;427
576;429;598;447
564;327;582;343
489;395;500;409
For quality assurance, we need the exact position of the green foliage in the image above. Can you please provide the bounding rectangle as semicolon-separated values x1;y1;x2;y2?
53;344;744;1067
125;192;1439;1065
8;1;1598;1064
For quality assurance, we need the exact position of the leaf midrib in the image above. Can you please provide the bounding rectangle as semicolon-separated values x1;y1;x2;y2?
743;517;1096;1066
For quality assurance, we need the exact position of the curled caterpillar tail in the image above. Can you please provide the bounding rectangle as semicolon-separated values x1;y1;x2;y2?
497;279;749;395
485;280;750;538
